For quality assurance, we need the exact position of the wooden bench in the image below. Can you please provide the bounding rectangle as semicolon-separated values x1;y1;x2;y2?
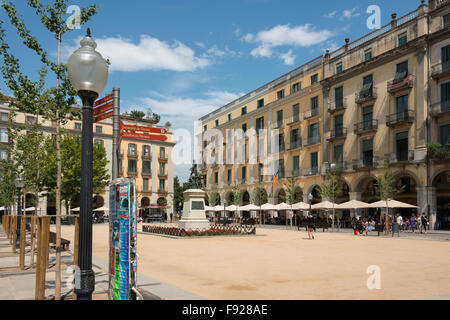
49;232;71;251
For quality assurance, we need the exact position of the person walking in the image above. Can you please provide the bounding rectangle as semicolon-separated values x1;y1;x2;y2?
421;213;428;234
410;215;416;233
306;213;315;240
417;214;422;233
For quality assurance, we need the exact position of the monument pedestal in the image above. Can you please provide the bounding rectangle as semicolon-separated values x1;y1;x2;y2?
178;189;211;231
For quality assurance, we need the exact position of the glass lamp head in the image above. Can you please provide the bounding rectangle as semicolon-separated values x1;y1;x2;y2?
14;177;24;189
67;28;109;95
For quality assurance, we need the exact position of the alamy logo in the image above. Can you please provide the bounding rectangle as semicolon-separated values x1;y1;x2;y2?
366;5;381;30
66;5;81;30
366;265;381;290
65;265;81;290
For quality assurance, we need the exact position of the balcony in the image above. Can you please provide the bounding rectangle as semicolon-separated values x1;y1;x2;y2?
274;119;284;129
158;171;168;178
159;154;168;162
303;108;319;120
385;150;414;164
431;61;450;80
301;167;320;176
287;114;300;125
329;161;348;173
352;158;378;170
127;151;138;158
430;101;450;117
386;110;414;127
305;135;320;147
292;169;300;177
157;188;167;195
287;140;302;151
328;98;347;113
127;169;138;176
142;169;152;176
142;153;152;160
326;127;347;141
355;86;377;104
354;120;378;135
387;74;414;94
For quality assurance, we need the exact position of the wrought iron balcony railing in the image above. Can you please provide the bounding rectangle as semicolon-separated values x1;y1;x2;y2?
385;150;414;163
432;61;450;79
430;101;450;117
287;114;300;125
305;135;320;146
303;108;319;120
352;158;378;170
328;98;347;113
354;120;378;135
288;140;302;150
329;161;348;172
355;86;377;104
387;74;414;93
327;127;347;141
301;167;320;176
386;110;414;127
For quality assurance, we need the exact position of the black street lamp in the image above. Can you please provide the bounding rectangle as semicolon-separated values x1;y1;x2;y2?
67;28;109;300
14;176;24;247
308;193;313;216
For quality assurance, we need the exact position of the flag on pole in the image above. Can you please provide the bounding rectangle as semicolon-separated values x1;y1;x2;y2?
273;170;279;185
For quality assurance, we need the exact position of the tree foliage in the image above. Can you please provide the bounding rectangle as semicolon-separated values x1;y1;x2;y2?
187;161;203;189
173;176;184;213
319;172;341;232
252;185;267;206
281;173;303;205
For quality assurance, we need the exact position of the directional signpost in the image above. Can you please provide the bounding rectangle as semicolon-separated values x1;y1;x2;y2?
94;93;114;123
120;124;168;142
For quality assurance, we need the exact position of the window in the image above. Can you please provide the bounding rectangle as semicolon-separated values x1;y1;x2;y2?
363;106;374;130
444;13;450;29
277;159;285;179
241;106;247;115
396;95;409;120
228;114;232;122
94;139;104;146
291;82;301;94
310;96;319;116
310;152;318;174
0;128;8;143
160;147;166;159
227;169;232;184
398;33;407;46
215;119;219;127
258;163;264;182
256;116;264;131
143;178;149;192
257;99;264;108
440;124;450;148
276;109;283;127
143;160;151;174
393;61;409;84
26;116;35;125
308;122;320;145
335;114;344;136
292;103;300;122
364;49;372;61
442;45;450;70
128;143;137;156
214;172;219;184
203;125;207;132
143;145;151;157
242;166;246;182
362;139;374;166
335;86;344;109
310;74;318;85
160;162;166;175
159;179;165;190
361;75;373;97
290;128;300;148
334;145;343;165
95;126;103;133
242;123;247;133
128;159;137;173
75;122;82;130
0;112;8;121
277;133;285;152
396;131;409;161
0;148;7;160
118;159;123;174
277;89;285;100
293;156;300;176
442;82;450;111
336;63;343;74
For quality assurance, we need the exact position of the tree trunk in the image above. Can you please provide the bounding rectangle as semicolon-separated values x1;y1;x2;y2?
54;32;62;301
385;204;390;235
332;211;335;232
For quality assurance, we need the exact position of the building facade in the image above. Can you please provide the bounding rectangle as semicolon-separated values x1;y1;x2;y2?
0;100;175;218
198;0;450;230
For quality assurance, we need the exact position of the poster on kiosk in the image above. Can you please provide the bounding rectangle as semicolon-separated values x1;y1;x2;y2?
108;178;139;300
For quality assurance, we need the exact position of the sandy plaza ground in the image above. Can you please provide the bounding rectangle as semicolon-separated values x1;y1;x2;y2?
56;224;450;300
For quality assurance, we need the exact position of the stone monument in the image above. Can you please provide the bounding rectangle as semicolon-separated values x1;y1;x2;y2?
178;189;211;231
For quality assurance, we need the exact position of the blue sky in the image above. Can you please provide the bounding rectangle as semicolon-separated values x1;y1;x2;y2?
0;0;421;182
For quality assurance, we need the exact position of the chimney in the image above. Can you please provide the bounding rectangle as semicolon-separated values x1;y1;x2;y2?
344;38;350;51
391;13;397;28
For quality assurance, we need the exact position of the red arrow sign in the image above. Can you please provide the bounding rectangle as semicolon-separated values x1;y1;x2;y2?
121;132;168;141
94;101;114;116
120;124;167;134
94;94;114;107
94;111;113;123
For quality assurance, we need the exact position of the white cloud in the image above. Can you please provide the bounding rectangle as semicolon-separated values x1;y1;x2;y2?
280;50;295;66
63;35;210;72
242;24;333;64
342;8;360;19
325;10;337;18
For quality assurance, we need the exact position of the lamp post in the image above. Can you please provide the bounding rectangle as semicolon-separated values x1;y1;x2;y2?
14;177;24;247
67;28;109;300
308;193;313;216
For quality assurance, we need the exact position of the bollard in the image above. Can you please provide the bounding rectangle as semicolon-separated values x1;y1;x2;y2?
19;216;26;270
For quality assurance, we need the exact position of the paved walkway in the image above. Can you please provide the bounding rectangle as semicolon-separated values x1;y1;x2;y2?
0;224;203;300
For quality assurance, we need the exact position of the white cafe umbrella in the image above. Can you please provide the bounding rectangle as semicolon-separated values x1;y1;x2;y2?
93;206;109;212
336;200;370;210
25;207;36;212
0;206;6;211
276;202;291;210
213;205;224;212
205;206;214;211
311;201;336;210
239;204;260;211
367;200;418;209
261;203;277;210
71;207;80;212
292;202;310;210
225;205;239;211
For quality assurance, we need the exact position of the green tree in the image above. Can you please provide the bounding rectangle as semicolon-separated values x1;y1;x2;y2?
173;176;184;213
0;0;97;299
319;172;341;232
207;191;221;207
375;161;405;235
280;173;303;227
129;110;146;121
252;185;267;224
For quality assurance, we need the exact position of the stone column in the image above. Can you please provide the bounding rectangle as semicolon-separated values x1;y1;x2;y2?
414;45;428;162
417;186;437;230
